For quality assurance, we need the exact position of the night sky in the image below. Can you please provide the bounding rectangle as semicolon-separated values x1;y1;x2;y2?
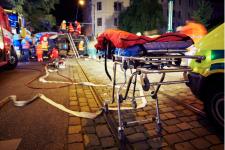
53;0;83;25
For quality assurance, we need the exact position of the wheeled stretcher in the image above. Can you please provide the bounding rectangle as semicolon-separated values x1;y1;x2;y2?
95;29;205;143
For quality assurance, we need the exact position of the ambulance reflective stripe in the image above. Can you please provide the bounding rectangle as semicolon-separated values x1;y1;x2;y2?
210;63;224;71
211;50;224;60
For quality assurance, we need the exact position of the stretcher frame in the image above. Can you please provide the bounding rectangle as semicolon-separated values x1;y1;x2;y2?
104;45;205;143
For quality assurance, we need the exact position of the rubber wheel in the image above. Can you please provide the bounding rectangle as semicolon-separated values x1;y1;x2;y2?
205;92;224;130
5;48;18;70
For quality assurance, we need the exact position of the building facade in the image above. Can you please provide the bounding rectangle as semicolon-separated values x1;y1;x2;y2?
83;0;199;36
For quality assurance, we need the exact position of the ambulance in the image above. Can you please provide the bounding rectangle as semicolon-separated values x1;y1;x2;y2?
187;23;224;129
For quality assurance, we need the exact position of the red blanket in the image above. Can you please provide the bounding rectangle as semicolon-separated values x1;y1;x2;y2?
95;29;193;50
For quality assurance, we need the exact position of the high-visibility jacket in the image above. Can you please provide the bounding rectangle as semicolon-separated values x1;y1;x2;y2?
68;23;75;33
36;44;43;55
79;41;84;51
60;22;67;30
41;41;48;51
50;48;59;59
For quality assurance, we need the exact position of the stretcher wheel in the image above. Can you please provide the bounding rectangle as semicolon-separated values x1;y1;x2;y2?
132;99;137;109
118;130;126;144
103;102;109;114
142;77;150;91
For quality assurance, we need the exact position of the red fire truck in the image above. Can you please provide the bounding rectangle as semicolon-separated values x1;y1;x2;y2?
0;6;18;69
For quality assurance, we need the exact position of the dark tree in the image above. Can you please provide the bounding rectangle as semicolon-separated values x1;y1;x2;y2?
118;0;164;34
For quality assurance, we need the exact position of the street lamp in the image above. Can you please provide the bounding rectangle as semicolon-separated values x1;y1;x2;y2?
167;0;174;32
76;0;85;21
78;0;95;36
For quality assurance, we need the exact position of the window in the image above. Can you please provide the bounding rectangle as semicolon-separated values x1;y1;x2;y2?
97;18;102;26
114;2;122;11
114;18;118;26
97;2;102;11
179;0;181;5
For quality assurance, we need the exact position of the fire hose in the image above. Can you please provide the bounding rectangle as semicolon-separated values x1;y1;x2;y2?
0;64;147;119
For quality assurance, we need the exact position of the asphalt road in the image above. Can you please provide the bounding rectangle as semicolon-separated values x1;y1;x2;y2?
0;62;69;150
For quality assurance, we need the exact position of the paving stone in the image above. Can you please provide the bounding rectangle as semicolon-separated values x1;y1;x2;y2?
134;126;146;133
182;109;194;116
70;101;79;106
82;119;95;126
70;92;76;97
124;127;136;135
147;138;168;149
96;124;111;137
68;125;82;134
164;119;181;126
174;142;196;150
132;141;150;150
191;138;211;149
164;134;183;145
68;134;83;143
95;117;106;124
210;144;224;150
136;111;148;117
176;122;192;130
70;105;79;111
160;107;175;113
100;137;115;148
83;126;96;134
164;113;176;119
204;135;221;145
178;116;192;122
69;117;81;125
191;127;210;137
80;102;88;106
188;121;203;128
144;123;155;130
79;98;87;103
80;106;90;112
163;125;181;133
127;133;147;143
174;105;185;111
68;143;84;150
177;130;197;141
84;134;100;147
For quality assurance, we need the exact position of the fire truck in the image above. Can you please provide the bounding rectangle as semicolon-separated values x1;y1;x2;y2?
0;6;18;69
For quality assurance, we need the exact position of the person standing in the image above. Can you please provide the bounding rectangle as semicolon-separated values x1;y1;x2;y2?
21;38;30;63
36;43;43;62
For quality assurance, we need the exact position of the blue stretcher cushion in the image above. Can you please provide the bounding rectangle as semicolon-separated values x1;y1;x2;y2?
115;45;142;56
143;40;193;50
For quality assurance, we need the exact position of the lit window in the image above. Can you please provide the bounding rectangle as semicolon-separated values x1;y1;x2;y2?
97;18;102;26
97;2;102;11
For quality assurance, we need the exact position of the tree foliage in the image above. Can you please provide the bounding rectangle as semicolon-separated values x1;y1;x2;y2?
3;0;59;32
192;0;213;27
118;0;164;34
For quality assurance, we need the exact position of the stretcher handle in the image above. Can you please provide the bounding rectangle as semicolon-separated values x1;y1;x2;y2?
104;39;112;81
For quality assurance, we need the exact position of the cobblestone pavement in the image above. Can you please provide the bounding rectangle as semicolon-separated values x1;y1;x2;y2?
66;58;224;150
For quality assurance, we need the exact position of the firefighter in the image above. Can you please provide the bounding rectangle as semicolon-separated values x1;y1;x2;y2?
36;43;43;62
176;20;207;44
60;20;67;33
68;22;75;33
21;38;30;63
75;21;81;35
50;47;59;61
